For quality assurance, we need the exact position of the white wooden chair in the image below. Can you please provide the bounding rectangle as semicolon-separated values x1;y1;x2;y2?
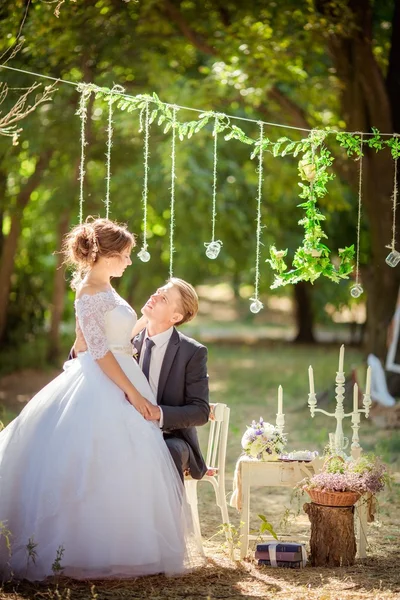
184;403;231;553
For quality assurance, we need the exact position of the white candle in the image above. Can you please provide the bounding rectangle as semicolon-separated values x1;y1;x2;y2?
278;385;283;414
365;366;371;396
353;382;359;413
308;366;315;394
338;344;345;373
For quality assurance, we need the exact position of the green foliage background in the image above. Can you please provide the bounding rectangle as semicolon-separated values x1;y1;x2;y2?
0;0;397;362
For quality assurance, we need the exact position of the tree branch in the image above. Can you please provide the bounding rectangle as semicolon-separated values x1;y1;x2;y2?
0;81;57;144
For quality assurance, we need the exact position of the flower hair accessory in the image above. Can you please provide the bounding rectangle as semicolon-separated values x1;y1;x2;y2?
91;236;99;262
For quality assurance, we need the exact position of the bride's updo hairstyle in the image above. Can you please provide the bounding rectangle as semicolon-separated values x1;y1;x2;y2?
62;217;135;289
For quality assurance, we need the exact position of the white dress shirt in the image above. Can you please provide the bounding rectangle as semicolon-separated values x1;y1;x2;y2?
139;326;174;428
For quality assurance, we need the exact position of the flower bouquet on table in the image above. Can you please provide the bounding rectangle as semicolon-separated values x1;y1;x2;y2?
299;454;387;507
241;418;287;461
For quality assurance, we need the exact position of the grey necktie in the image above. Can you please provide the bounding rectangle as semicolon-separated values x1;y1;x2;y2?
142;338;155;383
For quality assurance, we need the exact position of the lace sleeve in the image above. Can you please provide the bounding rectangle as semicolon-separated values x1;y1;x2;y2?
75;292;115;360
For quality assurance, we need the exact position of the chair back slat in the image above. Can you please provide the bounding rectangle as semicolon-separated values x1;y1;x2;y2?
210;421;221;467
206;420;216;466
216;405;229;476
205;403;230;470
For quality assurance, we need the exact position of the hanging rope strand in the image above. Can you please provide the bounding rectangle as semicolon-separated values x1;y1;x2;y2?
350;135;364;298
205;116;223;259
255;123;264;298
211;116;218;242
391;157;398;252
142;101;150;248
169;106;178;278
105;95;113;219
250;123;265;313
355;135;364;285
104;85;125;219
137;101;151;262
76;84;91;224
385;152;400;267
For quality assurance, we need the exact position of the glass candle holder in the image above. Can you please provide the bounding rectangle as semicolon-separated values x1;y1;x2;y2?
385;250;400;268
137;249;151;263
250;299;263;314
350;283;363;298
205;241;222;260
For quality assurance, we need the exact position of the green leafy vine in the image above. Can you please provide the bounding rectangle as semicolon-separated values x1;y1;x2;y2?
266;130;354;287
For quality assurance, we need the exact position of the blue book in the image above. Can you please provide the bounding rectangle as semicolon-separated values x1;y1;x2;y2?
256;543;304;553
258;559;302;569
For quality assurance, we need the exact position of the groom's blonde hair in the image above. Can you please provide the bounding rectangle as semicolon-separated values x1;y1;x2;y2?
168;278;199;326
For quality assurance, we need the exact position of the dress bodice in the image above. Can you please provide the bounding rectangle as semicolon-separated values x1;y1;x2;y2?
75;288;137;359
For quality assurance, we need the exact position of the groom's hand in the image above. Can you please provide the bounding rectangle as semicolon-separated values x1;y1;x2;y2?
145;405;161;422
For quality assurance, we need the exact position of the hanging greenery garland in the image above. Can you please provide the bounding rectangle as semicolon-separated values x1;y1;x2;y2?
266;130;354;287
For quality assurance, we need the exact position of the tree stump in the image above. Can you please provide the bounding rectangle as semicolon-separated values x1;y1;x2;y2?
304;502;356;567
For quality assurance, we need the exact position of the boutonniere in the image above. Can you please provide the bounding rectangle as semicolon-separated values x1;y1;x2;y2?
132;347;139;361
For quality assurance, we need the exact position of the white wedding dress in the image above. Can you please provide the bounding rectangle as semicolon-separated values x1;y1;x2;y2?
0;288;201;581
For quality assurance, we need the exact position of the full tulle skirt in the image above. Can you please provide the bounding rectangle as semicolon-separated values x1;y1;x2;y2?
0;353;201;580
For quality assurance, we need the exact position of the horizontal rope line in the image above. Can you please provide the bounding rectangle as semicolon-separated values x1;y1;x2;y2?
1;64;398;137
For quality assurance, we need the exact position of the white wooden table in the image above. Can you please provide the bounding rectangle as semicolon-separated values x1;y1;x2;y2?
236;458;367;559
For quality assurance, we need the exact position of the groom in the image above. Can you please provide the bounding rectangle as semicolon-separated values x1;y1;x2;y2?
73;277;210;482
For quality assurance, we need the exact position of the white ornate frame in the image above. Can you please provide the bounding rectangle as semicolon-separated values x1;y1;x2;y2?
385;289;400;373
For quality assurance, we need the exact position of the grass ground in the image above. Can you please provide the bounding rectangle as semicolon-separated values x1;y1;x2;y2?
0;341;399;599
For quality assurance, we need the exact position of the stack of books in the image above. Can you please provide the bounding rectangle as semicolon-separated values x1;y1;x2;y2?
255;542;307;568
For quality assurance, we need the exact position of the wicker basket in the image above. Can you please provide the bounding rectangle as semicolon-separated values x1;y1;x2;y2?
305;455;361;507
306;488;361;507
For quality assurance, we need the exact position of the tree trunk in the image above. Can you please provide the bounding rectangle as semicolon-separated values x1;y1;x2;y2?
304;502;357;567
293;281;315;343
46;209;71;363
232;270;241;300
0;167;7;255
0;150;53;343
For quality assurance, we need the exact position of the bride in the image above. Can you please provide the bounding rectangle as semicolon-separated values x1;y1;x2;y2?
0;217;200;581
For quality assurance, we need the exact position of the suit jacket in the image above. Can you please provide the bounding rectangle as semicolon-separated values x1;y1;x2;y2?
133;327;210;479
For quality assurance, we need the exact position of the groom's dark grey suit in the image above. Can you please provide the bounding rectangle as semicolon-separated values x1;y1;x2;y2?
133;327;210;480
